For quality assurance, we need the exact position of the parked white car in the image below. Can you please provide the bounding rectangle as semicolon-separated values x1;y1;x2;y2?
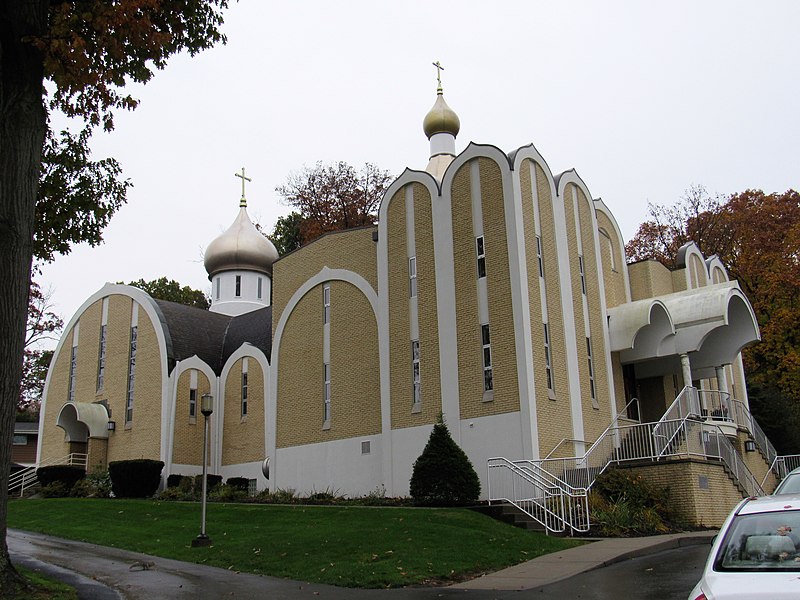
689;494;800;599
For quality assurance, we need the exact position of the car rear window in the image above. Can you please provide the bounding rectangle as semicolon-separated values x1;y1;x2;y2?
716;511;800;571
776;475;800;495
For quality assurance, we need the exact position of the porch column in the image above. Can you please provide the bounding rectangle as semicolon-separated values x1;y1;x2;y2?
680;353;693;388
715;364;731;419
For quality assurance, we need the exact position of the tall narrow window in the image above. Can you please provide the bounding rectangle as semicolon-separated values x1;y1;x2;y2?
586;337;596;402
411;340;421;405
257;277;263;299
536;236;544;278
235;275;242;297
578;255;586;295
68;345;77;402
481;324;493;391
215;277;220;300
323;284;331;324
476;236;486;279
189;388;197;418
125;326;138;423
241;371;248;416
96;325;107;392
409;257;418;298
323;363;331;422
543;323;553;394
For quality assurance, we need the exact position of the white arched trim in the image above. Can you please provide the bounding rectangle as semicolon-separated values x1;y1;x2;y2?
218;344;271;479
594;198;632;304
166;355;218;478
38;284;172;466
269;268;380;492
676;242;709;289
706;255;730;284
56;401;110;441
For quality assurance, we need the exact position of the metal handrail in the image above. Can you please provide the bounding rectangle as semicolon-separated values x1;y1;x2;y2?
488;457;589;534
731;399;778;471
8;453;88;496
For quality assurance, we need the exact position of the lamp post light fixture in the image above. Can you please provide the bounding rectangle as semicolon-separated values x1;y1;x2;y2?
192;392;214;547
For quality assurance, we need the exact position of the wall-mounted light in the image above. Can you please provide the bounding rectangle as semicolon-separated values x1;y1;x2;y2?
107;420;116;432
744;440;757;453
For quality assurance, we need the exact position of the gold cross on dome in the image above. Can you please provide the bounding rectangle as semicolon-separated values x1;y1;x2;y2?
235;167;252;207
432;61;444;91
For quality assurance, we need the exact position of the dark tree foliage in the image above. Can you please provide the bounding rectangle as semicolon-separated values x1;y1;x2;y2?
125;277;210;310
626;187;800;453
268;211;303;256
276;161;392;245
410;416;480;506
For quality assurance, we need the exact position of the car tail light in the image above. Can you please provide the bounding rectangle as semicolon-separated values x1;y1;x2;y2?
691;594;707;600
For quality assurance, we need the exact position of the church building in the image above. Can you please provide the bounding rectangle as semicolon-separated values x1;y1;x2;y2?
36;76;769;524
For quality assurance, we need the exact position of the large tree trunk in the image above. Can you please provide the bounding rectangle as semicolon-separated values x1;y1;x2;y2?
0;1;48;595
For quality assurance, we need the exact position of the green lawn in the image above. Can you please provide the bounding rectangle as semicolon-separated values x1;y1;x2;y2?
8;499;583;587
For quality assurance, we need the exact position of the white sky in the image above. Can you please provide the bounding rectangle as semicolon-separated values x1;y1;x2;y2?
39;0;800;332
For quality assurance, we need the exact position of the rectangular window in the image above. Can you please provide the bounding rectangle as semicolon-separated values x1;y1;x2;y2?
409;256;418;298
482;324;493;391
323;363;331;422
125;326;138;423
241;370;249;416
12;435;27;445
96;325;107;392
189;388;197;418
323;284;331;324
235;275;242;297
257;277;263;299
411;340;421;405
536;236;544;278
215;277;220;300
586;337;596;401
68;345;77;403
476;236;486;279
578;255;586;295
544;324;553;393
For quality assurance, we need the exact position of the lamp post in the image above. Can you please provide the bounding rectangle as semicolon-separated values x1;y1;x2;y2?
192;392;214;547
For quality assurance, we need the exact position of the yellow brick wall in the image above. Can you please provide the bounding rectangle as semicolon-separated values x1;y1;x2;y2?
222;358;266;466
596;212;627;309
672;268;688;292
452;159;520;420
628;260;675;301
109;300;163;462
387;184;442;429
576;186;613;440
273;227;377;340
171;369;211;466
536;165;573;456
276;281;380;447
737;431;778;492
623;460;745;528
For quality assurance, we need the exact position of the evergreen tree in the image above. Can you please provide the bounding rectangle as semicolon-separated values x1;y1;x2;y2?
409;415;480;506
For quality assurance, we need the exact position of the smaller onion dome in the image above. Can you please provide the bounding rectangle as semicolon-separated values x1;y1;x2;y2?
423;90;461;139
204;207;279;278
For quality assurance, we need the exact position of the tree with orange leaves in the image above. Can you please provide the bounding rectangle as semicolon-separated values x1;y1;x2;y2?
0;1;228;593
627;187;800;452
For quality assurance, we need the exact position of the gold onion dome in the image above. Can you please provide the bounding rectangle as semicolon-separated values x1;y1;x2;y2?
204;207;279;277
423;90;460;139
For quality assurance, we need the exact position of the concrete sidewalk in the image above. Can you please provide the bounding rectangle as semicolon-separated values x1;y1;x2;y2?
451;530;717;590
9;528;716;598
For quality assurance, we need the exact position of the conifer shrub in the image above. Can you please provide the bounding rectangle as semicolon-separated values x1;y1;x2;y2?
108;459;164;498
409;415;480;506
37;465;85;491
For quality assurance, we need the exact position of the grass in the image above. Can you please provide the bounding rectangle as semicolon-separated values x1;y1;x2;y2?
8;566;78;600
8;498;583;588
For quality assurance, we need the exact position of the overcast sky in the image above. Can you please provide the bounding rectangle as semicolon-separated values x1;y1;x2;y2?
39;0;799;332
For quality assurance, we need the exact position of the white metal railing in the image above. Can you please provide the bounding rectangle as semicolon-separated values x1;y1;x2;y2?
731;398;778;471
487;457;589;535
764;454;800;488
8;453;88;497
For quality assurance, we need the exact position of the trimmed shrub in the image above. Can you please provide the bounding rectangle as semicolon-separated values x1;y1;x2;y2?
167;474;187;488
194;474;222;491
108;459;164;498
70;469;112;498
226;477;250;492
37;465;85;490
409;415;480;506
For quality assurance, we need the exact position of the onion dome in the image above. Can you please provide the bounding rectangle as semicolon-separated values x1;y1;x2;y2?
423;89;461;139
204;207;279;278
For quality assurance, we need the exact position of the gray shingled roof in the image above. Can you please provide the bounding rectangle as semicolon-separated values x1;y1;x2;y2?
152;300;272;374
